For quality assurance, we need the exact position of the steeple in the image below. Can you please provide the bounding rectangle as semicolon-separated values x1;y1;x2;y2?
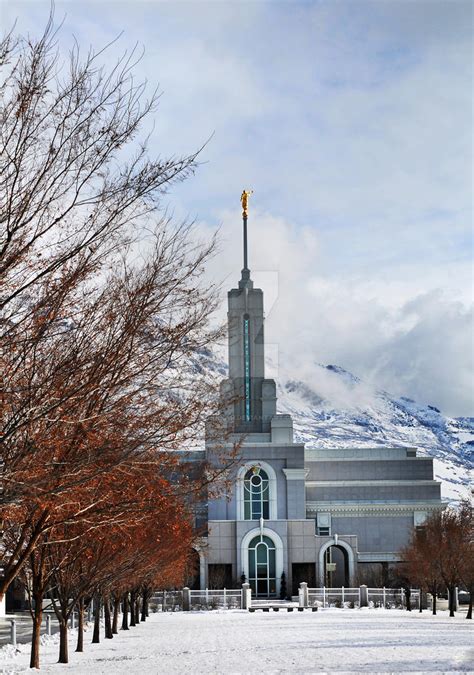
225;190;277;433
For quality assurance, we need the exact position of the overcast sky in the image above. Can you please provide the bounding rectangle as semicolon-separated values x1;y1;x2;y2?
3;0;473;416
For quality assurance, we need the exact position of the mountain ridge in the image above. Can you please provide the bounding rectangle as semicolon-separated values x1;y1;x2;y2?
276;362;473;502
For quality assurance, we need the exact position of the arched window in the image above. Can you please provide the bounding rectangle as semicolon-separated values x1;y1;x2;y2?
244;467;269;520
248;534;276;596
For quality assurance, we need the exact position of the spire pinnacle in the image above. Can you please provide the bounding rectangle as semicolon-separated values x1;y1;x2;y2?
240;189;253;288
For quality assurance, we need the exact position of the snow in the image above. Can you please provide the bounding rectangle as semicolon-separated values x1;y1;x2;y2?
277;363;473;502
1;608;473;673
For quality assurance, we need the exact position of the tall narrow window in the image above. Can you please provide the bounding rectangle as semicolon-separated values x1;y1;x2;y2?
248;534;276;597
243;467;269;520
243;314;251;421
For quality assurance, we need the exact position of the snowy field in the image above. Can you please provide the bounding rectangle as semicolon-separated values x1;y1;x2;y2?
1;608;473;674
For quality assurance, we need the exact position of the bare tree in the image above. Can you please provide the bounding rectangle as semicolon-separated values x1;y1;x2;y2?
1;16;237;608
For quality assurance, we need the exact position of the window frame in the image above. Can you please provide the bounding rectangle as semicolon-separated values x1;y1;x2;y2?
237;462;278;521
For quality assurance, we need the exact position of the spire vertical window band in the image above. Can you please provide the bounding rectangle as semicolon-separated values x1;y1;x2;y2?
243;314;251;421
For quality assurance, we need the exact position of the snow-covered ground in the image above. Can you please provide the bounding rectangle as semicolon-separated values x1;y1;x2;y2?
1;608;473;673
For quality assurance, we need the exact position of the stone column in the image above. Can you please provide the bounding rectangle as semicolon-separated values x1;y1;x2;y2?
299;582;309;608
241;583;251;610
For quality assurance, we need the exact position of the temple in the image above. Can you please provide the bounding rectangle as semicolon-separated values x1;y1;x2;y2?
196;194;442;597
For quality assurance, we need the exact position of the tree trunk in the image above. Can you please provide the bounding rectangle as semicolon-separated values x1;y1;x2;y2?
112;596;120;634
103;595;113;639
30;594;43;669
76;597;84;652
405;588;411;611
58;620;69;664
141;589;147;622
449;585;455;617
130;590;136;627
466;590;472;619
121;593;129;630
92;595;101;643
419;589;423;613
135;597;140;624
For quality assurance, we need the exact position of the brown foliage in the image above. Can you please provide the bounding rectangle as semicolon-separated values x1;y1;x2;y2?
0;17;237;671
398;498;473;617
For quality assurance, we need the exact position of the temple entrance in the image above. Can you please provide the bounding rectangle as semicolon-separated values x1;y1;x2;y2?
292;563;316;595
248;534;277;597
208;564;233;589
324;545;350;586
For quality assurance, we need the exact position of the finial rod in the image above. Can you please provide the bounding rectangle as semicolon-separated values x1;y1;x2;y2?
240;189;253;272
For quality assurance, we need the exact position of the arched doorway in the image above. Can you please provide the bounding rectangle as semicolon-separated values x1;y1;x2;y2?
248;534;277;597
324;545;349;587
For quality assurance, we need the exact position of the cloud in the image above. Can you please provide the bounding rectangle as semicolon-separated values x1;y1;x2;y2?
369;291;474;416
4;0;472;415
198;209;473;417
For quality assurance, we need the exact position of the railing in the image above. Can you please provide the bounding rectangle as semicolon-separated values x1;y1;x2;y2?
307;587;361;608
152;585;421;612
303;586;420;609
188;588;242;610
367;587;420;609
150;590;183;612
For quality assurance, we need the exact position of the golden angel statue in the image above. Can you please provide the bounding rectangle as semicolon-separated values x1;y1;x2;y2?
241;189;253;217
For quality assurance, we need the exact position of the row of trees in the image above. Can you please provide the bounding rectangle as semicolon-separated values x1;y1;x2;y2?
398;499;473;619
1;17;232;669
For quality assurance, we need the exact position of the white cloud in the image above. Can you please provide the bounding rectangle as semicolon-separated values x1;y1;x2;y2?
199;209;473;417
4;0;472;415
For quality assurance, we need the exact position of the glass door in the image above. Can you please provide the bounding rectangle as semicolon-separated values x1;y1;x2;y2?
248;535;276;597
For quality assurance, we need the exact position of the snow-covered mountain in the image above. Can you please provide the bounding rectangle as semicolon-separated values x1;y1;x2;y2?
194;348;472;502
276;363;473;503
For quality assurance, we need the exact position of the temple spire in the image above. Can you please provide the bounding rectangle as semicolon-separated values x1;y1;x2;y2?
240;189;253;288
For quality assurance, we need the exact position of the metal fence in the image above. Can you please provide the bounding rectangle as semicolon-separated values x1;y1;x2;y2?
307;587;361;608
305;586;420;609
367;587;420;609
150;590;183;612
189;588;242;610
151;585;421;612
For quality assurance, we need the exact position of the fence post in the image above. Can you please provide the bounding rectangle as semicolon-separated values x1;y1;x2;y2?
299;582;308;608
223;587;226;608
400;588;404;607
241;583;251;610
341;586;345;605
359;585;368;607
46;614;51;635
10;619;16;647
163;590;166;612
205;588;209;606
454;587;459;611
87;604;92;623
70;610;75;629
323;586;326;608
183;587;190;612
383;587;386;607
